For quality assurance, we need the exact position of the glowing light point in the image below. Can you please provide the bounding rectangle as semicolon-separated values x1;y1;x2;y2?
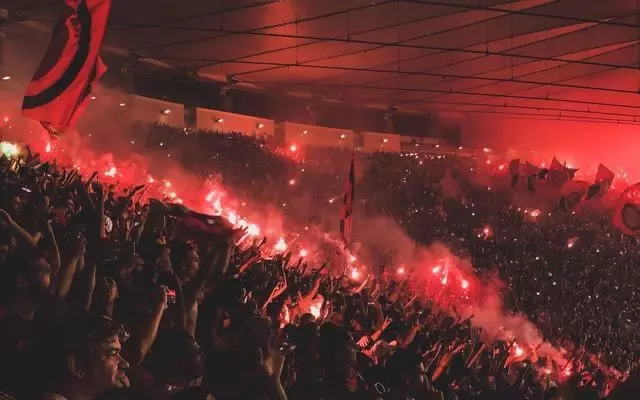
165;181;172;188
45;143;52;153
350;268;361;280
2;76;11;81
397;266;406;275
247;224;260;236
299;249;308;257
274;237;287;252
350;255;357;263
213;198;222;213
226;212;238;225
288;179;296;186
163;109;171;114
0;142;18;157
514;345;524;357
461;279;470;290
104;166;117;177
310;305;321;319
289;144;298;152
432;266;441;274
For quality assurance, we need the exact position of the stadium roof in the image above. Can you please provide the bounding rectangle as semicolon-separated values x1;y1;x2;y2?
2;0;640;124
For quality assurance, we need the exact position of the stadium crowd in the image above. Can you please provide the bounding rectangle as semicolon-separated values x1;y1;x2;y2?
0;122;638;400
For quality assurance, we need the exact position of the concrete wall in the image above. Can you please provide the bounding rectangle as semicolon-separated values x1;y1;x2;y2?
362;131;401;153
283;122;354;150
196;108;274;137
130;95;185;128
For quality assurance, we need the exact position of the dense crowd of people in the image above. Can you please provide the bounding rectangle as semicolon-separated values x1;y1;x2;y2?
0;121;638;399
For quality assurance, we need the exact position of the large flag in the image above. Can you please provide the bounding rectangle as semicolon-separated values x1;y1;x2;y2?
340;152;355;247
548;158;571;187
149;199;237;240
612;183;640;236
558;180;590;211
586;164;615;200
523;162;540;176
508;159;537;191
508;159;520;177
22;0;111;135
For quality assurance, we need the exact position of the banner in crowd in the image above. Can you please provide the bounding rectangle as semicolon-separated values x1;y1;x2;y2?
150;199;236;239
22;0;111;135
586;164;615;201
548;157;572;187
508;159;540;192
501;159;619;213
340;152;356;247
558;180;590;211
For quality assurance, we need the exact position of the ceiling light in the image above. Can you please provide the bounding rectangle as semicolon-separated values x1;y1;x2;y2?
2;76;11;81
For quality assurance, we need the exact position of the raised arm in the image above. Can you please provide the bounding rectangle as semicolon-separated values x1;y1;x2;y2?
0;209;39;248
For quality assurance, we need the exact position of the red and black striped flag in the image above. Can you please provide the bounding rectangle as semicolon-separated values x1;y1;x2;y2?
340;152;355;247
22;0;111;136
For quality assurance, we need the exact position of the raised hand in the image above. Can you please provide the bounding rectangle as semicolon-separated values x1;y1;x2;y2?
357;335;371;349
104;277;118;303
381;316;392;331
264;328;287;381
152;285;170;312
